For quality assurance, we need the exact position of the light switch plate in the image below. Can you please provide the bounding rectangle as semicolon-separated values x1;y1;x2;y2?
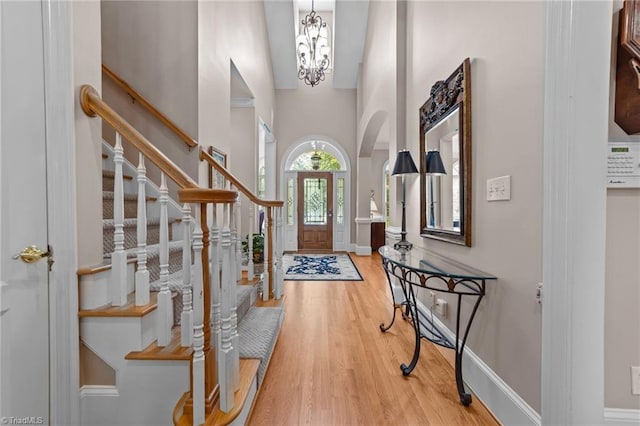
487;176;511;201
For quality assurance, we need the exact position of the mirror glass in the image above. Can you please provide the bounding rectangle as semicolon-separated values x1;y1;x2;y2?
419;58;471;246
425;106;461;231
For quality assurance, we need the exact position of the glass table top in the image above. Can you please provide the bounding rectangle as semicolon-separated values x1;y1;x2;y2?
378;245;496;281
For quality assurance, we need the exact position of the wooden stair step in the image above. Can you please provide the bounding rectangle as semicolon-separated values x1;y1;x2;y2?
237;276;261;286
126;326;192;361
254;295;285;308
78;291;176;318
102;169;133;180
173;358;260;426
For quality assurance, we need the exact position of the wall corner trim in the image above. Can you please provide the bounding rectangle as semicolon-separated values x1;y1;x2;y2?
415;300;541;426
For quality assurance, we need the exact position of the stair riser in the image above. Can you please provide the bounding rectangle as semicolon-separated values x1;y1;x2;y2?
103;223;171;254
103;198;138;219
148;249;183;283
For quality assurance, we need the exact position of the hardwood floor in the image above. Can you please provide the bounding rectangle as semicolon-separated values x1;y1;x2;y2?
248;253;499;426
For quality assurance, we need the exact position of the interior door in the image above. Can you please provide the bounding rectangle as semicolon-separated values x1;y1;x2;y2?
0;0;50;420
297;172;333;251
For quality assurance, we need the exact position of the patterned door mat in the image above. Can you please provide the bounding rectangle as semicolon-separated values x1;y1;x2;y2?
282;253;363;281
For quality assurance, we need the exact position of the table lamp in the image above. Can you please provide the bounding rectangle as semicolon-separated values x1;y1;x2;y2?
392;149;418;252
426;150;446;227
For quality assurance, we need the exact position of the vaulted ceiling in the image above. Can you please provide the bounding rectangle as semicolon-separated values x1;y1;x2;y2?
263;0;369;89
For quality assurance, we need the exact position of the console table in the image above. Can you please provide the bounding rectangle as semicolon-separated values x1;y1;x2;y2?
378;245;496;406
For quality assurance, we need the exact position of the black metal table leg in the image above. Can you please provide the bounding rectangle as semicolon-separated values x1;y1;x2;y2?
380;264;398;332
453;292;484;406
400;284;421;376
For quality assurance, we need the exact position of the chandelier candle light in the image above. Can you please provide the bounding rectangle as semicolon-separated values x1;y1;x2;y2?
297;0;330;87
392;149;419;253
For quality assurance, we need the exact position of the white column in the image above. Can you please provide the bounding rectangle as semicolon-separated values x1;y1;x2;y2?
247;204;254;280
262;207;270;301
191;207;205;425
218;205;234;412
180;204;193;347
229;202;240;391
156;173;172;346
275;206;284;299
210;205;221;356
111;132;127;306
135;153;149;306
235;198;243;281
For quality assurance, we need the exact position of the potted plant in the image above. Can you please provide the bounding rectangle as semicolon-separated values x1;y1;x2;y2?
241;233;264;263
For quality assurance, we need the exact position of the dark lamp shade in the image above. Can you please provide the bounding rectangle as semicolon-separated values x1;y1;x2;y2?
392;150;419;175
426;150;447;175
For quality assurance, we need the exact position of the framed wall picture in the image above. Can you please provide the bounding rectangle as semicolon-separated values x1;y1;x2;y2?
208;146;227;189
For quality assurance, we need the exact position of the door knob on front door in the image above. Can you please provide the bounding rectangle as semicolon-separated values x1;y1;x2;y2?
12;245;50;264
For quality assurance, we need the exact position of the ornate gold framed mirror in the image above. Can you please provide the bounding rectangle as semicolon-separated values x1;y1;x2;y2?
419;58;472;246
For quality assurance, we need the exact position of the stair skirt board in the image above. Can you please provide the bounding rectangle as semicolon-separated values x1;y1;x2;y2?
238;307;285;385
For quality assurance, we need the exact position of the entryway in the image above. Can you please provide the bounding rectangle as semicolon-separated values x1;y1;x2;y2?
281;138;351;252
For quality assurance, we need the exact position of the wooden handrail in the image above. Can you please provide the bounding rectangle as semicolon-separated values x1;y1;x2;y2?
102;64;198;150
200;148;284;208
81;84;238;207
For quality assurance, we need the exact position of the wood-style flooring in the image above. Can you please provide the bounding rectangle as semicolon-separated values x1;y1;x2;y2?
248;253;499;426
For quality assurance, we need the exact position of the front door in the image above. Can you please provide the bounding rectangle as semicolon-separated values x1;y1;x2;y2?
1;0;50;420
297;172;333;251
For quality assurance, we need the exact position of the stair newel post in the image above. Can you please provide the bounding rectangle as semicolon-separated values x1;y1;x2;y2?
112;132;128;306
275;206;284;299
219;204;235;412
247;204;254;280
181;203;193;347
191;206;205;426
210;204;221;359
157;172;173;346
265;206;274;300
134;153;150;306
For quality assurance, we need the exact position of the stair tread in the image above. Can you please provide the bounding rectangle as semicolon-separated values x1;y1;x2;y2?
126;326;193;361
102;191;157;202
102;170;133;180
238;307;283;360
79;291;160;318
102;217;181;228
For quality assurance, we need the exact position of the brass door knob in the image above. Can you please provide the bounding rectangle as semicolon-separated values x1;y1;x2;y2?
12;246;50;264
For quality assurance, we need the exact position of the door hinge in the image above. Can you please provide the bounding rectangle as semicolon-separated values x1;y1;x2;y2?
536;282;543;304
47;245;54;272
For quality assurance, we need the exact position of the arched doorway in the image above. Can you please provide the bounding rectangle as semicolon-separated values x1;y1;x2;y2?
281;138;351;252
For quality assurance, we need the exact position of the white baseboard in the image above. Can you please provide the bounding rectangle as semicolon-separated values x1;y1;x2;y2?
349;243;356;253
415;300;541;426
604;408;640;424
354;245;372;256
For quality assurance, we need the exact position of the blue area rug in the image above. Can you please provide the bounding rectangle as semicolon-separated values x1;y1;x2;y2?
283;254;363;281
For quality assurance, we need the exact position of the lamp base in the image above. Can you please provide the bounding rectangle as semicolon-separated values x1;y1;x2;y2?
394;239;413;253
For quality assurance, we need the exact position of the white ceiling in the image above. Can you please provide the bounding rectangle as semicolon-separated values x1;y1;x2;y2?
263;0;369;89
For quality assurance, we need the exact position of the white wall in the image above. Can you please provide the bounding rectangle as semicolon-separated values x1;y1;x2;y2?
101;0;199;199
73;1;103;266
231;107;257;238
605;3;640;410
403;1;545;412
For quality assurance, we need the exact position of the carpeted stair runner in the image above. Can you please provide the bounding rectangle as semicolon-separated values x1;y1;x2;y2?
238;307;284;384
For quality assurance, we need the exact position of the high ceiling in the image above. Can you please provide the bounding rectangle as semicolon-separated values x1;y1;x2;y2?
263;0;369;89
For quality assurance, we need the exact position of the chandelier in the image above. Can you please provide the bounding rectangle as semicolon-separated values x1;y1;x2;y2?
296;0;330;87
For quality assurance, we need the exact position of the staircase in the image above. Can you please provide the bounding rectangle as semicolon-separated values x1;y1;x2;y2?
77;84;285;426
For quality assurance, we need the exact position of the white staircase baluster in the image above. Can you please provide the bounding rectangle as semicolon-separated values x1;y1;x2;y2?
262;207;270;301
275;206;284;299
229;202;240;392
157;172;173;346
111;132;127;306
247;204;254;281
210;205;221;358
181;204;193;347
219;205;235;412
191;208;205;426
135;154;150;306
235;198;242;281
